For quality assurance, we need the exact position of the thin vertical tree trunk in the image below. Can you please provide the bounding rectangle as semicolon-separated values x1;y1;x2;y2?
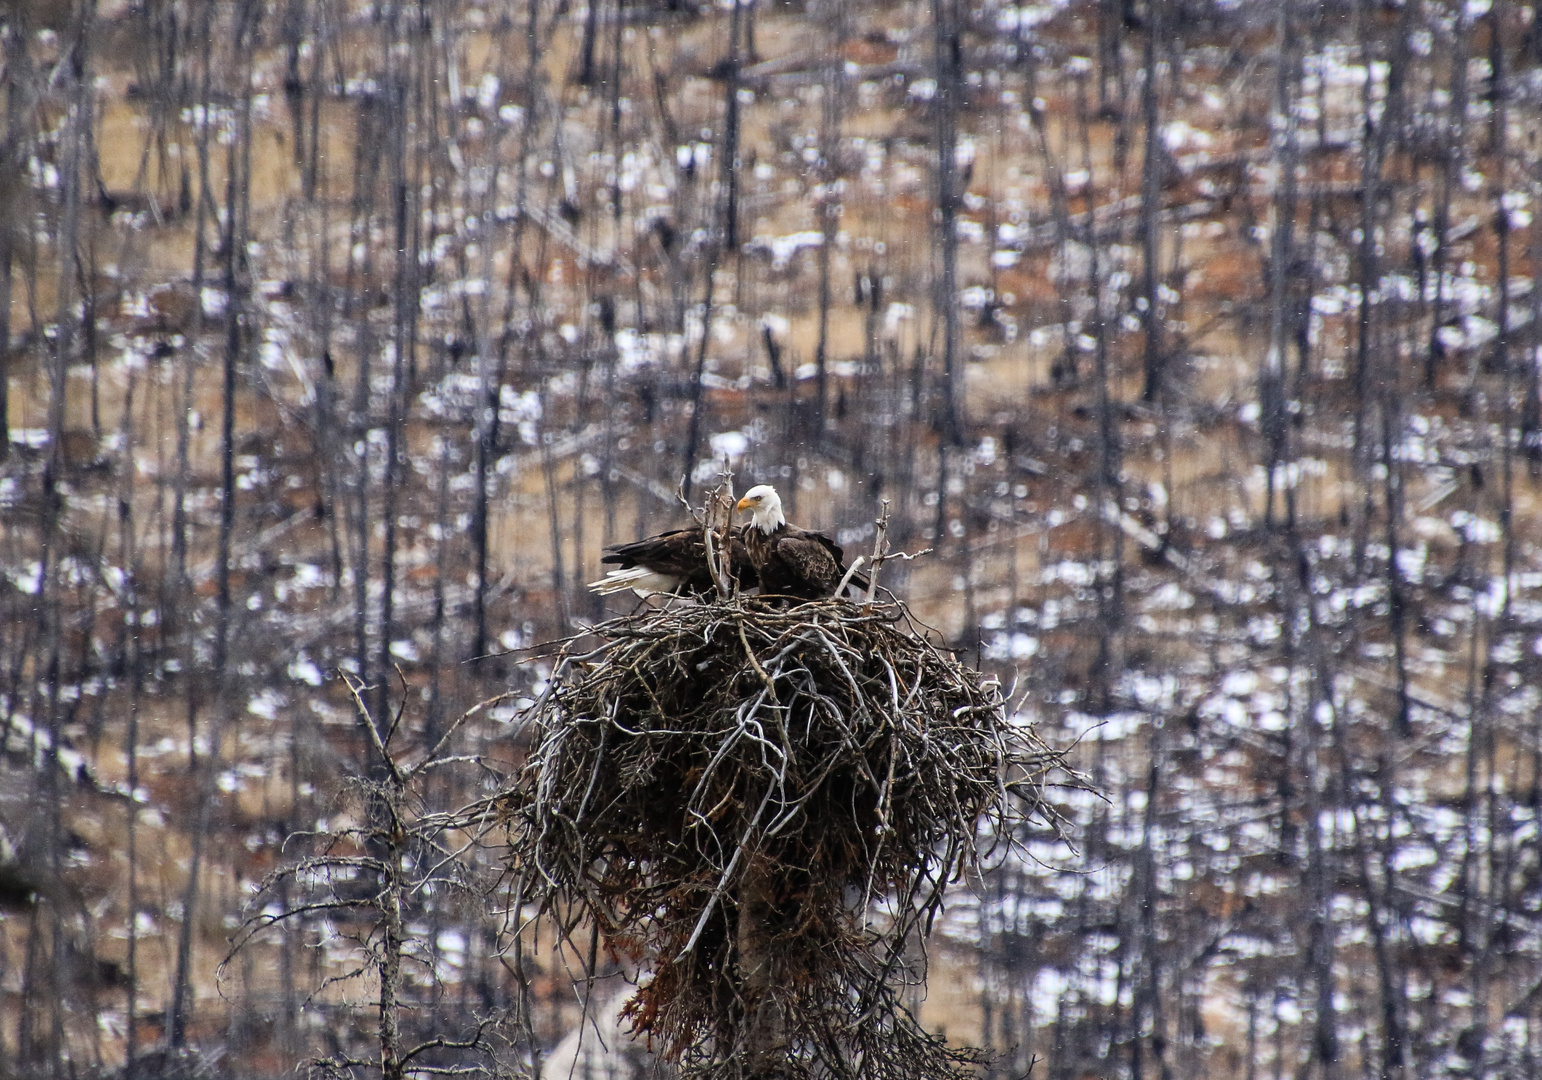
1263;0;1300;527
1303;691;1340;1080
173;1;254;1044
682;0;744;501
1075;59;1123;713
380;801;407;1080
1025;47;1079;386
1138;0;1163;402
0;15;30;462
0;214;9;464
1133;738;1170;1080
540;392;572;632
0;110;13;459
427;408;453;737
117;344;143;1079
737;850;787;1080
1525;174;1542;474
377;20;416;728
1426;4;1470;388
1462;11;1511;1065
813;0;846;431
932;0;962;442
1351;0;1410;574
32;14;95;1065
171;0;217;633
579;0;602;86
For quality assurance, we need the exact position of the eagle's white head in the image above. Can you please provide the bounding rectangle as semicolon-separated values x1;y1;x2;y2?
735;484;786;534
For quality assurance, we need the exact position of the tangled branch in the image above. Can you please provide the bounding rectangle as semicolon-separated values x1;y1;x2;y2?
498;597;1076;1080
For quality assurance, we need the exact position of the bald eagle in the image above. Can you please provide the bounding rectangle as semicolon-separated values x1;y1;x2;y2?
735;484;867;600
588;527;758;598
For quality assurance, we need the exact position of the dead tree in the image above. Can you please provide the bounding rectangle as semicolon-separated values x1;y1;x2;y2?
232;677;516;1080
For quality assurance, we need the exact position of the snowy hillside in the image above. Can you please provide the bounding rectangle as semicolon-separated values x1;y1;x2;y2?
2;0;1542;1077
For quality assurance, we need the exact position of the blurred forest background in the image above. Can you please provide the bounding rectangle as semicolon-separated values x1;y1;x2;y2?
4;0;1542;1076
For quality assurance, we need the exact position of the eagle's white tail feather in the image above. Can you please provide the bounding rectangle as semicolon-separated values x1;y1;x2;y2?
586;567;681;597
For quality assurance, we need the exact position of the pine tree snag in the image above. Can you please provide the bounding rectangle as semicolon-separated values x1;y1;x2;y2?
501;595;1073;1080
737;851;788;1080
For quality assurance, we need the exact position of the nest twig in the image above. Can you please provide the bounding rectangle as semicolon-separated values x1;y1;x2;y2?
498;597;1072;1080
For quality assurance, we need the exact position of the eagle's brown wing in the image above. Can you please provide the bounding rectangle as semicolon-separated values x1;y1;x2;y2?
807;530;870;593
760;528;845;599
601;528;712;590
596;527;758;596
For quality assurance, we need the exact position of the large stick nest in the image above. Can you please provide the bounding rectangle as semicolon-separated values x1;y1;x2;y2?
499;598;1068;1080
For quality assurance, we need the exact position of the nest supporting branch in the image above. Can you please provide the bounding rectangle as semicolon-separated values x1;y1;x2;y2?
499;597;1069;1080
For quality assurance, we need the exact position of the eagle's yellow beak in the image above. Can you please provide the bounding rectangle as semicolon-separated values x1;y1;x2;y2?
735;495;753;511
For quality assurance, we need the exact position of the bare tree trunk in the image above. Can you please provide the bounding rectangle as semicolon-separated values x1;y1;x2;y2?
26;15;96;1065
1025;45;1080;386
116;344;144;1078
1138;0;1164;402
1425;3;1470;389
540;390;572;632
173;1;255;1045
1461;14;1513;1063
1350;0;1410;575
380;807;407;1080
737;851;787;1080
1262;0;1300;526
1526;175;1542;474
579;0;602;86
171;0;217;638
1303;691;1340;1080
682;0;744;500
932;0;963;442
1075;60;1123;713
0;13;19;464
377;19;418;727
1132;737;1170;1080
813;0;846;431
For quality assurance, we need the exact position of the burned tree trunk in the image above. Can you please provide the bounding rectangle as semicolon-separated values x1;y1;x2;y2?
737;852;789;1080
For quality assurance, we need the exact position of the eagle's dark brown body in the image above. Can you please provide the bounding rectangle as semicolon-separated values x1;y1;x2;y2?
742;522;850;599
